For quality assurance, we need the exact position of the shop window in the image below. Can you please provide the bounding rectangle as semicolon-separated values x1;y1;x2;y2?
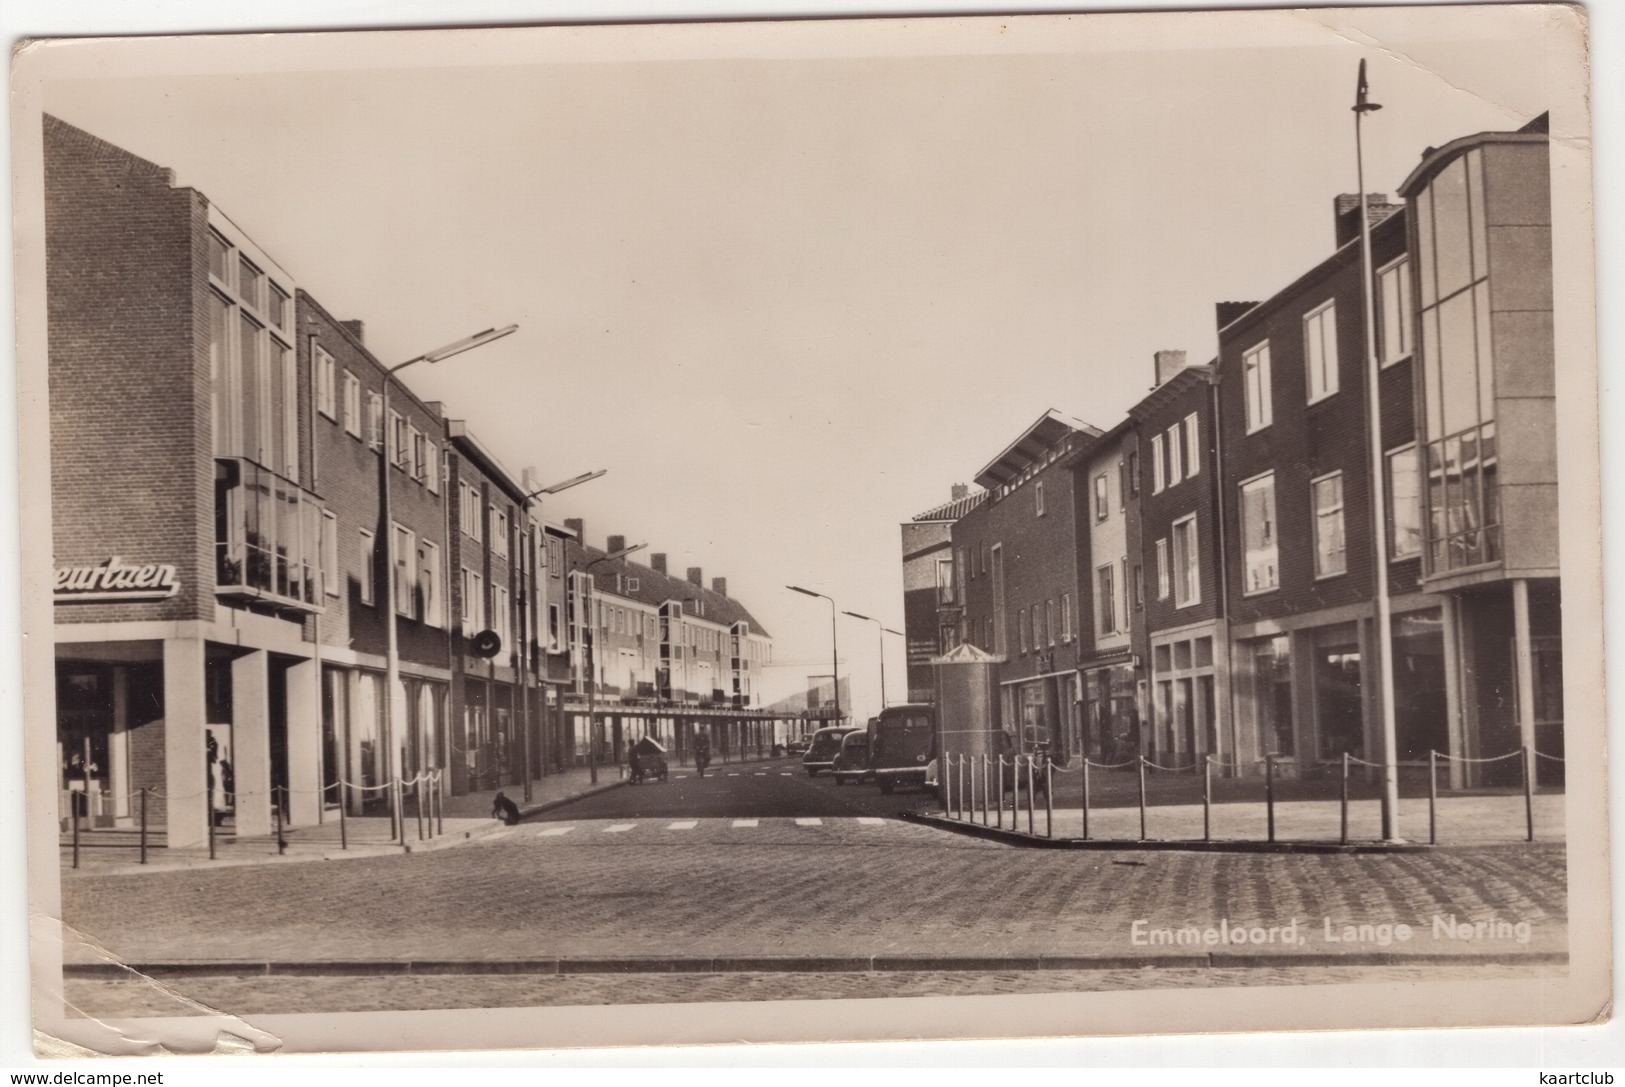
1251;635;1294;756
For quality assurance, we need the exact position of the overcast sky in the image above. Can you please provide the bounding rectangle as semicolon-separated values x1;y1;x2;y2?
32;7;1571;714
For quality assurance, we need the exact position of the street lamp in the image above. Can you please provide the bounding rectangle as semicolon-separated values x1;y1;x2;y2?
787;586;840;724
1353;60;1403;841
381;325;516;835
515;469;606;800
842;610;903;711
583;541;647;783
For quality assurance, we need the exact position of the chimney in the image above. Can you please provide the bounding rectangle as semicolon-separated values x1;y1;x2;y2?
712;577;727;597
950;483;969;501
650;553;667;574
1153;349;1189;386
607;535;626;555
563;517;583;540
341;319;365;344
1216;301;1259;329
1334;193;1399;247
687;567;703;587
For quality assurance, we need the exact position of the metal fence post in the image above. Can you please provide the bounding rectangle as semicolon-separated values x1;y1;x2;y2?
1081;759;1091;841
1044;759;1053;839
208;793;217;860
981;754;990;826
958;755;966;821
1523;745;1534;842
416;777;425;841
1025;756;1035;835
1137;756;1148;841
139;788;149;865
1341;752;1350;846
71;791;81;870
1202;753;1215;838
1265;754;1276;844
275;787;286;855
436;771;444;837
1428;749;1438;845
339;790;348;850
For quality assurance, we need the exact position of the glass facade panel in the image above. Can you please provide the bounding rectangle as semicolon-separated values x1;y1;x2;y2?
1437;289;1479;436
215;458;321;609
1251;635;1293;756
1467;148;1488;279
1431;157;1473;299
1416;186;1436;307
1314;640;1364;759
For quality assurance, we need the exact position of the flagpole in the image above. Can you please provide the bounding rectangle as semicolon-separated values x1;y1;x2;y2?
1355;60;1403;841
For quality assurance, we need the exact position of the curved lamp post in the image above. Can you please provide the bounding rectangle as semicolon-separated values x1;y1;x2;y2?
842;610;903;712
787;585;839;724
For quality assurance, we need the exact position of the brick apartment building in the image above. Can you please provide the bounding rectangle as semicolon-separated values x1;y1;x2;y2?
953;411;1100;762
899;485;985;703
46;114;780;843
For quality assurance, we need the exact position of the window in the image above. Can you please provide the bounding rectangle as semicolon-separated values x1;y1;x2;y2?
425;441;440;494
1151;434;1165;493
1172;514;1200;606
321;511;339;597
266;283;289;333
1018;607;1029;653
1133;564;1145;609
548;603;562;650
459;483;484;542
1167;423;1185;487
238;257;263;311
1241;473;1279;593
419;540;442;627
207;230;231;281
393;523;416;617
955;548;967;603
1378;257;1414;366
1061;594;1072;642
492;507;510;559
1035;480;1046;517
1046;599;1056;647
315;346;337;420
1097;566;1118;635
462;568;486;635
357;529;375;604
1243;341;1273;432
1387;444;1423;560
389;412;409;470
1126;450;1140;497
408;426;425;482
492;584;511;647
1183;414;1201;477
367;392;384;450
1094;473;1109;522
1156;538;1171;600
342;371;362;437
1305;300;1340;402
547;536;563;578
936;557;955;605
1312;473;1347;578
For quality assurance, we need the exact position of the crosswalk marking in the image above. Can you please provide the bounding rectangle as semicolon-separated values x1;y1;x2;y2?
536;826;575;836
666;820;698;830
727;773;739;777
857;817;885;826
731;819;759;828
794;817;822;827
779;772;792;777
673;774;688;779
604;824;635;833
754;772;767;776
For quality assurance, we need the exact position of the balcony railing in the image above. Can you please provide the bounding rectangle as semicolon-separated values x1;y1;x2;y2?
214;457;324;613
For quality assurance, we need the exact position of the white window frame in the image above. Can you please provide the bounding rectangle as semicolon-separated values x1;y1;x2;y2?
1240;471;1279;595
1061;593;1073;642
1094;473;1109;522
1172;514;1201;608
388;410;406;468
1167;422;1185;487
1304;299;1340;403
1183;413;1201;477
1377;256;1414;368
357;529;375;604
425;441;440;494
1035;480;1046;517
1150;433;1165;493
393;523;416;618
1018;606;1028;654
1097;565;1118;636
492;506;510;560
1312;470;1348;579
1243;341;1273;433
1155;537;1171;601
493;583;511;647
419;539;443;628
462;567;486;636
1046;599;1056;647
409;425;425;482
316;345;337;420
1386;442;1423;561
321;510;339;597
367;392;384;451
342;370;362;438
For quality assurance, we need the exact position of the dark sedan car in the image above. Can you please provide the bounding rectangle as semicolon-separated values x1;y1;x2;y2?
802;726;858;777
831;730;875;785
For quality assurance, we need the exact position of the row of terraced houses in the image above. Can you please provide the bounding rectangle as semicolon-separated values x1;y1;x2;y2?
902;113;1560;791
46;115;782;849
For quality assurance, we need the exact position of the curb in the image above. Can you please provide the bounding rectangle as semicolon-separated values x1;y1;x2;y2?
65;950;1567;979
899;810;1554;854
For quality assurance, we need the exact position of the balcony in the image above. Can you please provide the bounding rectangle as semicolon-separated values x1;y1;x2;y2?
214;458;324;614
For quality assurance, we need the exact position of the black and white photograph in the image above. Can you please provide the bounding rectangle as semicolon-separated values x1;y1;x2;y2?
7;1;1609;1058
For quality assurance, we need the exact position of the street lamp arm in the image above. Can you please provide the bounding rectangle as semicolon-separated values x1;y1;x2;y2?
523;469;607;502
392;325;519;373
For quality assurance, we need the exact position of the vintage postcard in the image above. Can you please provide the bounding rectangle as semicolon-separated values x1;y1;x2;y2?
9;3;1606;1056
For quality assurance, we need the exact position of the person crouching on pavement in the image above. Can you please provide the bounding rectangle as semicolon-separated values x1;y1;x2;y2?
491;791;520;826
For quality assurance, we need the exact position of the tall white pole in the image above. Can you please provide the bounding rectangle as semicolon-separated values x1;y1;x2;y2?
1355;62;1403;840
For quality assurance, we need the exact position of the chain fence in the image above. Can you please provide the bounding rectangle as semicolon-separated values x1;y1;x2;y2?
937;745;1562;847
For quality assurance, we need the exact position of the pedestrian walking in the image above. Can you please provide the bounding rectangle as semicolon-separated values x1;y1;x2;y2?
694;729;712;778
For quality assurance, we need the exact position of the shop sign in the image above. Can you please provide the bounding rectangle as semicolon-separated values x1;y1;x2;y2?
54;556;179;603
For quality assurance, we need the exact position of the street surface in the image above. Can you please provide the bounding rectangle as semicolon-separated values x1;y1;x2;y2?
60;755;1568;1016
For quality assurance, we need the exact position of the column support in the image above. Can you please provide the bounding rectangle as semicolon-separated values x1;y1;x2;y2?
285;656;322;825
1512;579;1539;788
1440;595;1466;790
162;638;210;850
233;651;273;837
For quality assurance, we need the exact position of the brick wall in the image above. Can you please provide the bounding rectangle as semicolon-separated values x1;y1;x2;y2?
46;115;215;625
1137;371;1224;633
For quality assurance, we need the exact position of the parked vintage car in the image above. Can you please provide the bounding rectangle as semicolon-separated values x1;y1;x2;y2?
785;734;815;757
869;704;935;794
801;725;858;777
831;728;875;786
